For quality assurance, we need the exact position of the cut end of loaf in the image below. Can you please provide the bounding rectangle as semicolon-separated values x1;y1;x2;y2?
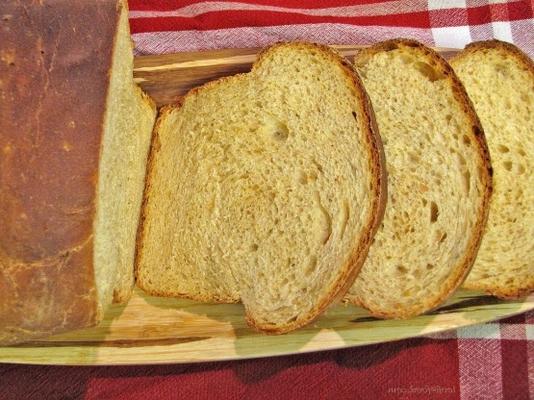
136;42;385;333
93;2;157;310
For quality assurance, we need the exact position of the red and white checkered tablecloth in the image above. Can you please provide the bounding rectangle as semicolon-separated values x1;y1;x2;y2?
129;0;534;57
1;1;533;399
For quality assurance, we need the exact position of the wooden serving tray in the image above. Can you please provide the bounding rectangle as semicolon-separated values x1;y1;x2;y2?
1;45;532;366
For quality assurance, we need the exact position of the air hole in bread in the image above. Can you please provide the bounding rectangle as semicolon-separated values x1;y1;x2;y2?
297;170;307;184
503;161;513;171
314;192;332;245
517;148;526;157
408;151;420;163
339;199;350;238
400;54;414;65
494;63;509;76
430;201;439;223
250;243;259;252
287;315;298;323
462;135;471;146
517;164;525;175
271;123;289;141
463;171;471;193
414;61;443;82
426;263;435;270
438;231;447;243
312;159;324;174
351;111;358;121
397;265;408;274
497;144;510;153
383;42;399;52
305;256;317;276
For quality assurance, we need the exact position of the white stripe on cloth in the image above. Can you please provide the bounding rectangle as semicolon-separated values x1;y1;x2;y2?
132;23;435;55
431;25;472;48
486;0;515;5
492;21;514;42
458;323;501;339
428;0;467;10
129;1;430;19
458;339;503;400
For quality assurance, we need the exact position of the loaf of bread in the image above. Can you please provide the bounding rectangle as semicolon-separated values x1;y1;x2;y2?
345;39;493;318
136;42;386;333
0;0;156;345
451;41;534;299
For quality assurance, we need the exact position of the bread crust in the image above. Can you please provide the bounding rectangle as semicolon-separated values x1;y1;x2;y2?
344;39;493;319
451;40;534;300
136;42;387;333
0;0;122;345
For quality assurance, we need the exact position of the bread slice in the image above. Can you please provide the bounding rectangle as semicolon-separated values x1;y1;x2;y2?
0;0;156;345
451;41;534;299
344;39;493;318
136;42;386;333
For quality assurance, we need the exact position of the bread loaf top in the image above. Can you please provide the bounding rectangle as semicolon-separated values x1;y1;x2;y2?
0;0;122;345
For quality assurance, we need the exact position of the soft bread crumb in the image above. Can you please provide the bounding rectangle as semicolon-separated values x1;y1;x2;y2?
346;39;492;318
136;42;385;333
451;41;534;299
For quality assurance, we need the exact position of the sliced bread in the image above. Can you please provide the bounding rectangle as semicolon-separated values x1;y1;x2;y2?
0;0;156;345
344;39;493;318
136;42;386;333
451;41;534;299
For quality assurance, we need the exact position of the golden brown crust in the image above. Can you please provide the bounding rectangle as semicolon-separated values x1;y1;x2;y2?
0;0;123;345
451;40;534;300
136;42;387;334
451;40;534;79
344;39;493;319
